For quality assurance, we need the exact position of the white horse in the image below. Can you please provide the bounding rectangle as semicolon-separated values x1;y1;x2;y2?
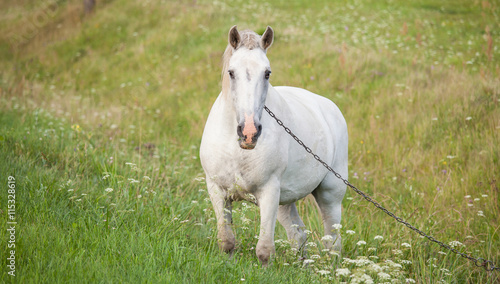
200;26;348;266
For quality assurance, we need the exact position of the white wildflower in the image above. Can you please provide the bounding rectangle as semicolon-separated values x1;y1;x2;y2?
351;273;374;284
344;256;373;267
385;259;402;269
427;258;437;263
448;241;464;248
346;230;356;235
367;263;382;273
329;251;340;257
321;235;334;241
374;235;384;241
128;178;139;183
400;260;412;265
477;211;485;217
105;188;113;193
438;251;447;255
306;242;317;247
241;217;251;225
377;272;391;280
332;223;342;230
303;259;315;265
304;230;312;235
317;270;331;275
393;249;403;255
335;268;350;277
406;279;416;283
357;240;367;246
401;242;411;248
311;254;321;259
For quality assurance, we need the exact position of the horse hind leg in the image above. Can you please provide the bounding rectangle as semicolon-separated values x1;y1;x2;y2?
277;203;307;252
312;173;347;253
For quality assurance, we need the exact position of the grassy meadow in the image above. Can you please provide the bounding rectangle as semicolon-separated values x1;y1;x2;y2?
0;0;499;282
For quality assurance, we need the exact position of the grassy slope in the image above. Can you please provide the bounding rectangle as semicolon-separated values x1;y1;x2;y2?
0;0;499;282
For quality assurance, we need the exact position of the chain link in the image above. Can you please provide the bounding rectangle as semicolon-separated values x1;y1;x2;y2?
264;106;499;272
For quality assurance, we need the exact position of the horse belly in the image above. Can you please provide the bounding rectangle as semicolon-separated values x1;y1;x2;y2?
278;163;326;204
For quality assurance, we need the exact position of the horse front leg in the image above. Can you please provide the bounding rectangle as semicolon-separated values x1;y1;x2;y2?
255;179;280;267
207;179;235;255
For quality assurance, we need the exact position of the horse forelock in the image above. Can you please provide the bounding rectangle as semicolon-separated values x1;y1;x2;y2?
240;30;261;50
221;30;262;97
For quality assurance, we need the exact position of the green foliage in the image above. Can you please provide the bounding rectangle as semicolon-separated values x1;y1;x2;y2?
0;0;499;282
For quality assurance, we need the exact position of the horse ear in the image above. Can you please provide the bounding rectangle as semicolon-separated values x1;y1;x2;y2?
228;25;240;49
260;26;274;51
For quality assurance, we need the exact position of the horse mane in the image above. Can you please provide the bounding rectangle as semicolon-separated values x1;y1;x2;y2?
221;30;262;97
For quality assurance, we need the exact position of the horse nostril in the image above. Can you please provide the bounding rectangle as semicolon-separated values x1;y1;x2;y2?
237;124;244;139
256;124;262;138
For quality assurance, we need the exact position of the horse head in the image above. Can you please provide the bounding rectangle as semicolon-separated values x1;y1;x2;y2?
223;26;274;149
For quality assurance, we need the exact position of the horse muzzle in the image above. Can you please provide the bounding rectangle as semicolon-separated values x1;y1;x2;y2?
237;119;262;150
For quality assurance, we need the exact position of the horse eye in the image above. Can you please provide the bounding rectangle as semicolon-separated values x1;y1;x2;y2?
265;70;271;80
228;70;235;79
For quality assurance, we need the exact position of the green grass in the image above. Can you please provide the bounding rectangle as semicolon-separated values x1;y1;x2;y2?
1;0;499;282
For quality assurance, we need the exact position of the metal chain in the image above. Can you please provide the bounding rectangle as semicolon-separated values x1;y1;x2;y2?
264;105;499;272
